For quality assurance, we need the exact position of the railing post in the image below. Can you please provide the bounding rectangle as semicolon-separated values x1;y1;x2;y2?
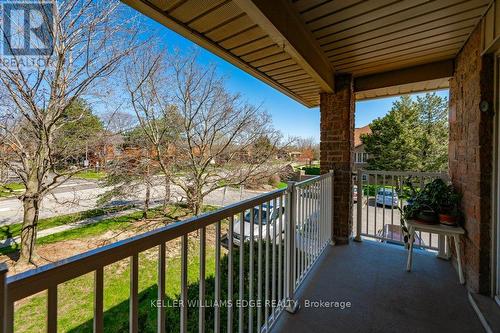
285;181;299;313
354;169;363;242
329;170;335;245
0;263;7;333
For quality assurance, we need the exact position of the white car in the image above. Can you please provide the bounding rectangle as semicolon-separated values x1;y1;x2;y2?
375;189;399;207
232;203;285;246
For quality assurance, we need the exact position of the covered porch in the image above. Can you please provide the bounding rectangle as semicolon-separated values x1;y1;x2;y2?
1;0;500;332
274;240;483;332
85;0;500;330
120;0;499;300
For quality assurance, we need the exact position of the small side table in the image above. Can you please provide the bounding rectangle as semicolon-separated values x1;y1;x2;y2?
406;220;465;284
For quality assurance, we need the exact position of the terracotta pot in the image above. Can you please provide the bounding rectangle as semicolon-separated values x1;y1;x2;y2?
439;214;458;226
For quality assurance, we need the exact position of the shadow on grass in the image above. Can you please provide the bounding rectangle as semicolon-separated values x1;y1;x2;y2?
68;243;281;333
67;271;232;333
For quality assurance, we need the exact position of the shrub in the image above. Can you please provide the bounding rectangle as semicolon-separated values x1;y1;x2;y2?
300;166;320;175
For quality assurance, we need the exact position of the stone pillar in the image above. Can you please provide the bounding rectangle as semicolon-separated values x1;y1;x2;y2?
320;74;355;245
449;25;494;294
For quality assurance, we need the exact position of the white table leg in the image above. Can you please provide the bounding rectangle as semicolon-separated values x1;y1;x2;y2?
453;235;465;284
445;235;451;259
406;226;415;272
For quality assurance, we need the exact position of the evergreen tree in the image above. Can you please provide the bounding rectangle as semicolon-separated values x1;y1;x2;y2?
54;99;104;167
362;93;448;172
415;93;449;171
362;95;421;171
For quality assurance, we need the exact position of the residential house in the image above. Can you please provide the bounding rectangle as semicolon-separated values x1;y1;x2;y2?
353;125;371;180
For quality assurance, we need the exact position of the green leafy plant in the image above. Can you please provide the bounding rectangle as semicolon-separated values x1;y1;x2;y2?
398;178;462;244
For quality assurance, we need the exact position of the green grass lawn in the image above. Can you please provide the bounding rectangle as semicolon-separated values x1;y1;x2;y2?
12;234;270;333
0;205;132;242
276;182;287;189
0;182;24;198
6;203;272;332
10;204;223;332
13;237;217;333
0;205;219;256
73;170;107;180
35;205;200;246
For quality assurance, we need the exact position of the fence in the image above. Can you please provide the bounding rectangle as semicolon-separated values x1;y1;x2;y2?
354;169;449;251
0;173;334;333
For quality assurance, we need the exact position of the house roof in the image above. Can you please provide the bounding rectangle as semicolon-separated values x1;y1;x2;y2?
354;126;371;148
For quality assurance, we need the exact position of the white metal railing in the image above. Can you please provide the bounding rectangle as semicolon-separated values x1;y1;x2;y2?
0;173;334;333
288;173;333;292
354;169;448;251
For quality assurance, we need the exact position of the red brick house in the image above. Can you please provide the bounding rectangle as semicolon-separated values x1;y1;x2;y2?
353;125;371;178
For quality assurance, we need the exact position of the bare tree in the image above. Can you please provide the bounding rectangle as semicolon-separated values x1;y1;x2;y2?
295;137;320;165
124;50;179;209
102;111;136;134
98;133;157;219
170;52;287;215
0;0;141;263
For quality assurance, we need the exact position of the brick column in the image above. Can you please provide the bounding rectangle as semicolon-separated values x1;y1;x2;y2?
320;74;354;245
449;25;494;294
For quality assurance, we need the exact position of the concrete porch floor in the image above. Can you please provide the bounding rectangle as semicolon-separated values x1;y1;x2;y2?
273;240;484;333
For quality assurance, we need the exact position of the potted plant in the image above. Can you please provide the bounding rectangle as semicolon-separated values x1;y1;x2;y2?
403;178;441;224
438;186;461;226
398;178;462;246
405;178;462;225
397;178;437;248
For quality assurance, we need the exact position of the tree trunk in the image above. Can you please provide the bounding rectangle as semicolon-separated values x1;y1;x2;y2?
193;193;202;216
163;176;170;210
143;181;151;219
20;196;40;263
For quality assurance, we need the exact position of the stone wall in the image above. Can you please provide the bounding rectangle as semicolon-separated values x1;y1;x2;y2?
320;74;355;244
449;25;494;294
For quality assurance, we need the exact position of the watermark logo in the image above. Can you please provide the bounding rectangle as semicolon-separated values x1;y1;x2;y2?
0;0;54;69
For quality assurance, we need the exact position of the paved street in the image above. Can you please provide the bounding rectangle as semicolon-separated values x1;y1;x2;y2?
0;179;263;226
353;198;402;236
353;198;438;249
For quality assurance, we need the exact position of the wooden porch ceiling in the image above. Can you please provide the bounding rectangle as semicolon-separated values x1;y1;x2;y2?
123;0;491;107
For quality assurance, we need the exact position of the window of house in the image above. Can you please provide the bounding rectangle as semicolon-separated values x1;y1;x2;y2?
355;152;368;163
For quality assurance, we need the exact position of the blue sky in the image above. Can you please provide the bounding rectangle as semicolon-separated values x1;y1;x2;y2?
131;7;449;142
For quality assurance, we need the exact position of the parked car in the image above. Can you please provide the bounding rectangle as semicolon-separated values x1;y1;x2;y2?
376;188;398;207
231;202;285;246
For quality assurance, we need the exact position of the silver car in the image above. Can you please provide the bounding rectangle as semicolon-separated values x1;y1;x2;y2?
232;203;285;246
375;188;399;207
